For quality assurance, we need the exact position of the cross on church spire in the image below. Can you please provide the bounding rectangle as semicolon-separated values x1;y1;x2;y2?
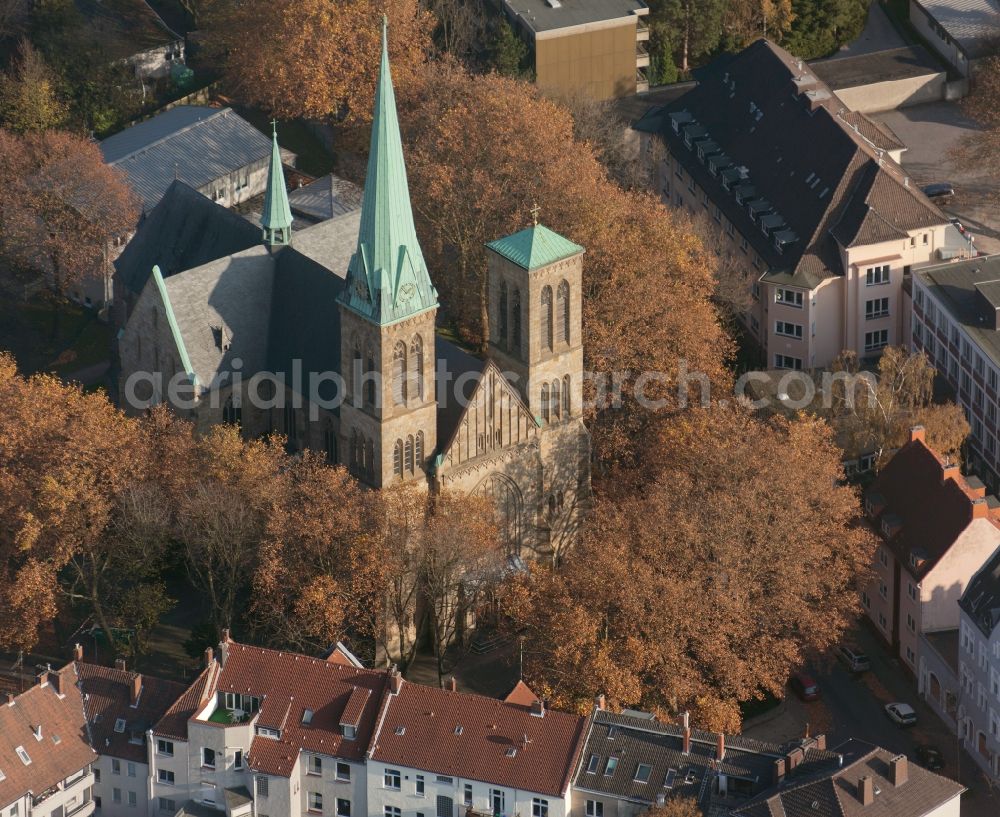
530;202;541;227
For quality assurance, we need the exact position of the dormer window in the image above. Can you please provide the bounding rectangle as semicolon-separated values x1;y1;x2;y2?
342;724;356;740
114;718;126;734
865;493;885;518
881;513;902;539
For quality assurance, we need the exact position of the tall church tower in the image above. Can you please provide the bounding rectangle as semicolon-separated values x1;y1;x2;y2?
260;123;292;247
338;19;439;488
486;217;585;424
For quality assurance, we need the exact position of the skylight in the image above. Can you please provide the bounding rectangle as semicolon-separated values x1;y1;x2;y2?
114;718;126;734
635;763;652;783
302;709;313;725
587;754;599;774
15;746;30;766
506;747;517;758
454;725;464;735
664;769;677;789
395;726;406;736
605;757;618;776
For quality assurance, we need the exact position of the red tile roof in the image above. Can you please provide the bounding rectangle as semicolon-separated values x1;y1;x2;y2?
214;641;389;777
77;662;186;763
0;666;97;809
503;680;540;709
153;662;218;741
867;438;999;578
370;680;587;797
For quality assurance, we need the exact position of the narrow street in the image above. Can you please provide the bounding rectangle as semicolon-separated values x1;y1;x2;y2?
744;623;1000;816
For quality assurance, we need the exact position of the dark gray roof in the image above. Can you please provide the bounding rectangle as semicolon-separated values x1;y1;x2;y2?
573;710;840;808
915;254;1000;370
502;0;646;34
174;802;225;817
434;336;486;453
223;787;252;810
960;546;1000;636
288;174;363;222
101;107;274;211
642;39;948;289
810;45;944;90
732;744;964;817
115;180;260;296
914;0;1000;59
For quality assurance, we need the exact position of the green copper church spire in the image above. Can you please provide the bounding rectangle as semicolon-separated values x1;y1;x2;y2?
339;17;438;325
261;121;292;247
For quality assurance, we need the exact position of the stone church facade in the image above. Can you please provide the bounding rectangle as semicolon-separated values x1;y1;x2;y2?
116;23;590;562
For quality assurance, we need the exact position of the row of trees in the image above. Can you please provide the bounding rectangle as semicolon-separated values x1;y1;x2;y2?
0;356;501;682
647;0;869;83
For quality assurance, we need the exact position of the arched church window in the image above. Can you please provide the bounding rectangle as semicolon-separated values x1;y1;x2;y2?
499;281;508;342
222;395;241;428
557;280;570;344
411;335;424;400
393;439;403;477
283;403;296;441
551;378;561;421
352;336;361;398
415;431;424;470
405;435;414;474
541;285;553;351
541;383;550;423
365;438;375;479
512;288;522;352
350;429;359;470
325;421;338;464
562;374;571;416
365;347;376;408
476;474;523;557
392;341;407;405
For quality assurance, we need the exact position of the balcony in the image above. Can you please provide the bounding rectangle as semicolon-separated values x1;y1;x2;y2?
636;42;650;69
636;17;649;41
636;68;649;93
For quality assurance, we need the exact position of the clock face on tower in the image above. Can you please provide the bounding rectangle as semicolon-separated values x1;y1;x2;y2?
399;282;416;302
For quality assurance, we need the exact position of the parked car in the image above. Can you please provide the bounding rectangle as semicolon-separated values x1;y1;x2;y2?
923;182;955;202
885;702;918;727
915;744;944;771
837;645;871;673
790;672;821;702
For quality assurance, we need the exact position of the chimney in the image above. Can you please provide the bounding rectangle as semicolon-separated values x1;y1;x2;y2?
716;732;725;762
389;665;402;695
204;646;214;668
594;694;606;711
114;658;126;672
682;726;691;755
130;674;142;707
36;670;48;688
814;734;826;751
218;640;230;668
73;643;83;662
890;755;908;787
6;692;15;706
786;747;804;771
530;699;545;718
772;757;786;785
221;628;230;643
858;775;874;806
32;724;42;740
909;425;925;444
49;669;63;696
973;497;989;519
447;676;457;693
942;463;960;483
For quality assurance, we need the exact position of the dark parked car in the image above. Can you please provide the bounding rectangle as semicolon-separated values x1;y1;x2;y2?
923;182;955;202
915;744;945;771
837;645;871;673
790;672;821;702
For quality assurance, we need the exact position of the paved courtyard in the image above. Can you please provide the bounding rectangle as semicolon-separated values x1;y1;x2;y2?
874;101;1000;255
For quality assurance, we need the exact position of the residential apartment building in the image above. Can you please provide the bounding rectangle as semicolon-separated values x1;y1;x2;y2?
498;0;649;98
911;255;1000;491
367;676;586;817
956;547;1000;780
76;654;186;817
635;39;963;370
730;741;963;817
0;666;98;817
569;707;839;817
862;427;1000;674
148;635;385;817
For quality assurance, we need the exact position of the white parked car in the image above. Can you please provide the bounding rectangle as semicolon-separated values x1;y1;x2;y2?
885;702;917;727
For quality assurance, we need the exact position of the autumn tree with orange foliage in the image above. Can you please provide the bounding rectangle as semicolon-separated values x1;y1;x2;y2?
504;405;874;732
403;66;732;475
250;455;385;653
200;0;433;124
644;798;701;817
0;130;138;314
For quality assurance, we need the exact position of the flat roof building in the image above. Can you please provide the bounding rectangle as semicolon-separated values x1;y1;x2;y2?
909;0;1000;75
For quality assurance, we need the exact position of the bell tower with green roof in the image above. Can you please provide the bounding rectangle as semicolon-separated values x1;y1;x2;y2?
338;18;439;489
486;212;585;424
260;122;292;247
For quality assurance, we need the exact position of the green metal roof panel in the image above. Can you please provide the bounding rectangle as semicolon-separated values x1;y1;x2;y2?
151;264;199;389
261;125;292;242
338;20;438;326
486;223;584;270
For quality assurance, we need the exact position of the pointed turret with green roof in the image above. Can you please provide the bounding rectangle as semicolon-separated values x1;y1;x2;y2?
261;122;292;247
338;17;438;325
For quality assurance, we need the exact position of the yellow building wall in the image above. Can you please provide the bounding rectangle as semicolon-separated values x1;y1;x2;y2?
535;20;637;100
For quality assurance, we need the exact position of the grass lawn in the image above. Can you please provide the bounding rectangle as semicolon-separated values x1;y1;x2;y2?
0;296;112;378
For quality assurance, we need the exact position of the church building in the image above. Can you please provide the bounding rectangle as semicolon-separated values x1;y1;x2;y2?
116;22;590;560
